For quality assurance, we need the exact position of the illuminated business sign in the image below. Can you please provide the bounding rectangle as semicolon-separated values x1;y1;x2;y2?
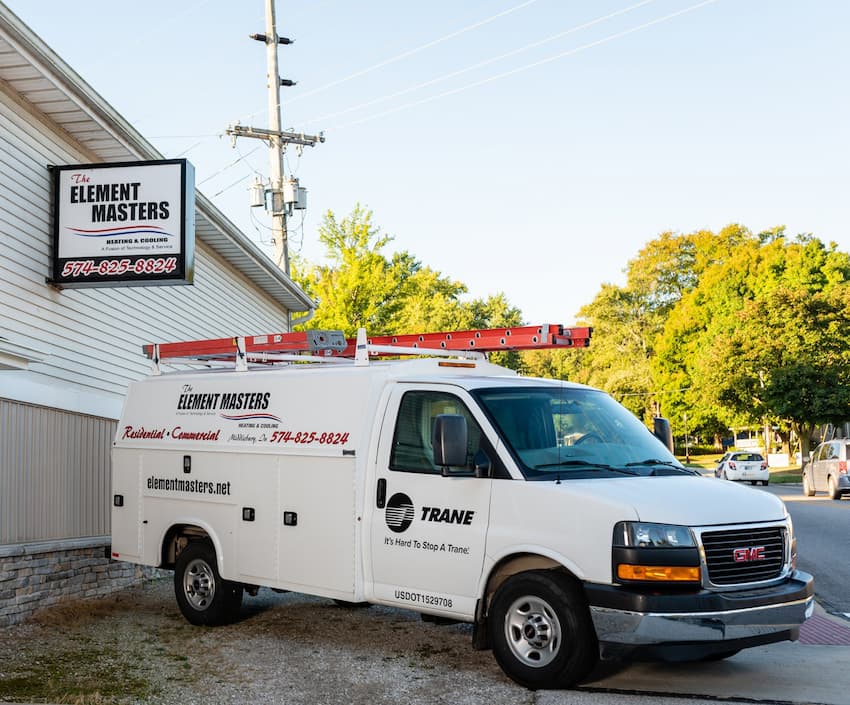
51;159;195;287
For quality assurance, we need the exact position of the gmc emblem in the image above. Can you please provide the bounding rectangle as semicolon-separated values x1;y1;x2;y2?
733;546;766;562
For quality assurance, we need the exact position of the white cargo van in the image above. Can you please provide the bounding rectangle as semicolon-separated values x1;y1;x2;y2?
111;325;813;689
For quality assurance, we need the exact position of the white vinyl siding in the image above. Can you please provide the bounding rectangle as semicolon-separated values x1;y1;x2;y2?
0;85;290;418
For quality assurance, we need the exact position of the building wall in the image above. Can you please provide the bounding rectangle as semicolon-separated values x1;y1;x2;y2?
0;51;297;622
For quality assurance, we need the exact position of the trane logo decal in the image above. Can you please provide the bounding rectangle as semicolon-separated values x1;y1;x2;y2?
386;493;414;533
384;494;476;533
733;546;766;563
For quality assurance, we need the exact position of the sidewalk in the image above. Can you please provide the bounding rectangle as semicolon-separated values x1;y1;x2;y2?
567;603;850;705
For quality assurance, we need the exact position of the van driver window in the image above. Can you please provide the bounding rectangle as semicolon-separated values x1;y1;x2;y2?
390;391;483;474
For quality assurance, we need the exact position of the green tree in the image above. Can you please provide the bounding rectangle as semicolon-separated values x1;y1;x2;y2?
706;286;850;462
653;229;850;447
291;206;523;361
575;284;656;419
292;205;405;333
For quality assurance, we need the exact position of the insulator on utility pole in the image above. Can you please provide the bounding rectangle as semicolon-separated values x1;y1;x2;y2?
249;33;292;44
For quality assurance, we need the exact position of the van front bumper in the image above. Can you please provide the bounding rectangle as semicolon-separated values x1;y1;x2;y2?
585;570;814;661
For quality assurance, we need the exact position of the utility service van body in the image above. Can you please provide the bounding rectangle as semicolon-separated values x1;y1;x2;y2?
111;327;814;689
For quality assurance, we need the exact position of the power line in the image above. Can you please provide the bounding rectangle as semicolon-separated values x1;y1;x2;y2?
197;145;263;186
234;0;541;125
302;0;659;128
212;174;252;198
330;0;719;130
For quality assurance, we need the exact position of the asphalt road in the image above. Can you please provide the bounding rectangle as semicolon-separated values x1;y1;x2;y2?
759;481;850;615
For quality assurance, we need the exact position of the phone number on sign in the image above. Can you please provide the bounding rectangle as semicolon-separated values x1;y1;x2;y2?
61;257;178;277
269;431;351;445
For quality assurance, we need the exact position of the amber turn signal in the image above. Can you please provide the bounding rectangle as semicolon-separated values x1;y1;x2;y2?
617;564;701;582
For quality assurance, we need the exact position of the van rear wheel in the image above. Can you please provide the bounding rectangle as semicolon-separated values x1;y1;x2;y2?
174;540;242;626
488;571;597;689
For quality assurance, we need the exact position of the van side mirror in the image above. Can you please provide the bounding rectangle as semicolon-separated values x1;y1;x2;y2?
653;417;674;453
433;414;468;469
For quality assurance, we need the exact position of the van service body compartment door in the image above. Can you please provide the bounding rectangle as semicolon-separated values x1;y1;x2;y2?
369;385;493;618
111;448;143;562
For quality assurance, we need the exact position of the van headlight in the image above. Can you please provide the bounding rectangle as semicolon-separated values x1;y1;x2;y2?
613;521;701;584
615;521;695;548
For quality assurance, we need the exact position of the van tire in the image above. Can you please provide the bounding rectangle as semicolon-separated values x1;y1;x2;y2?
174;540;242;626
488;570;597;689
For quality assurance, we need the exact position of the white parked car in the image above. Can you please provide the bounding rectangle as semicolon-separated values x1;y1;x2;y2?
715;451;769;485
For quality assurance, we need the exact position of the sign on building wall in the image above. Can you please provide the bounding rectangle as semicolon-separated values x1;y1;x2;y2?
50;159;195;287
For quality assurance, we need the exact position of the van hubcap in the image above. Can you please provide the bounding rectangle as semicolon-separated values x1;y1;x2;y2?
184;558;216;610
505;596;562;667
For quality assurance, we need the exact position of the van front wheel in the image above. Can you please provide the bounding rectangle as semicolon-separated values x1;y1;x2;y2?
488;571;597;689
174;540;242;626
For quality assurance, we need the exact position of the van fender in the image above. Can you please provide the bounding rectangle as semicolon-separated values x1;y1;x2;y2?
478;545;587;600
472;547;587;650
157;517;224;571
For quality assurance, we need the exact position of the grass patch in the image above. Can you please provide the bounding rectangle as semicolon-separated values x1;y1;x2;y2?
0;646;152;703
679;454;723;471
768;467;802;483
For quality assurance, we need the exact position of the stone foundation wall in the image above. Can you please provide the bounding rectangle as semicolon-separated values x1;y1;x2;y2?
0;536;159;626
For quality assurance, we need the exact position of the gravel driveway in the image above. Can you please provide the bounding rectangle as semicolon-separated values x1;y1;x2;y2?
0;578;531;705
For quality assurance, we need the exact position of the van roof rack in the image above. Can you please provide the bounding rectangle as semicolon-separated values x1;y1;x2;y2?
143;324;591;373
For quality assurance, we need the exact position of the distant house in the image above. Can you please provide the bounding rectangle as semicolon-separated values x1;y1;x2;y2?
0;5;314;625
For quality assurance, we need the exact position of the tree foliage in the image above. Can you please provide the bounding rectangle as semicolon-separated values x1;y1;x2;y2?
291;205;522;344
705;286;850;459
652;228;850;446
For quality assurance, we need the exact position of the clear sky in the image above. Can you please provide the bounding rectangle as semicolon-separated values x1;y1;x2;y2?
7;0;849;324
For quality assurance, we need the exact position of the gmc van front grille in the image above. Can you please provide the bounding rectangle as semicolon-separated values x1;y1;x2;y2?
701;526;786;585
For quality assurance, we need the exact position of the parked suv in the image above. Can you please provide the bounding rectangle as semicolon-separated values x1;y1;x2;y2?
715;451;769;485
803;440;850;499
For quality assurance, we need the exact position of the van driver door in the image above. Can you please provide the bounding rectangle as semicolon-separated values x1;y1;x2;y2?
368;385;495;619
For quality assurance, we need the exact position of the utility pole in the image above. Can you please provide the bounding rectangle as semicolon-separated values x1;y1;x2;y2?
226;0;324;276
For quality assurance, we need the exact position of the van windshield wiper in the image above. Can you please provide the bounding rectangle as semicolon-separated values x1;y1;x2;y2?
534;460;639;476
624;459;695;475
625;458;681;468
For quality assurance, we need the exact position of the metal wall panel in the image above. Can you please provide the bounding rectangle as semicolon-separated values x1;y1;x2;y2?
0;398;114;545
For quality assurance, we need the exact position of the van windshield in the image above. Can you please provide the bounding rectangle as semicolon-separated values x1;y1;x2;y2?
471;386;690;480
